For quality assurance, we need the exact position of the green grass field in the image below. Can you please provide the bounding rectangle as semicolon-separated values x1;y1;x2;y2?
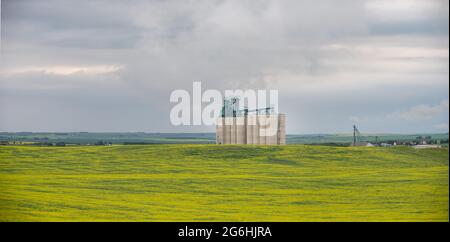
0;145;448;221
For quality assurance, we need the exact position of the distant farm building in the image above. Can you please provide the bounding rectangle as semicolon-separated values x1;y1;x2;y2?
216;97;286;145
413;144;442;149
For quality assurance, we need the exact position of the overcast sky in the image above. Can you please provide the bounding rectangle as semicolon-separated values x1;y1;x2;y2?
0;0;448;134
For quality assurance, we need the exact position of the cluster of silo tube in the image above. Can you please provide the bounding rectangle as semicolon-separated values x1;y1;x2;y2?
216;114;286;145
215;98;286;145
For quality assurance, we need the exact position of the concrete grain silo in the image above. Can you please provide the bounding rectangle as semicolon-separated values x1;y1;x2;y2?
216;98;286;145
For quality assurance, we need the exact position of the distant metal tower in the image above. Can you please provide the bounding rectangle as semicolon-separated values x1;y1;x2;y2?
353;125;361;146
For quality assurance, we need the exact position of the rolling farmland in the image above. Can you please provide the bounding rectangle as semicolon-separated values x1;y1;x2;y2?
0;145;448;221
1;132;448;145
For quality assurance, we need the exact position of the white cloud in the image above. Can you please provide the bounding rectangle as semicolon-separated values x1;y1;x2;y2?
388;99;449;121
435;123;449;131
366;0;447;21
349;116;361;123
1;65;124;76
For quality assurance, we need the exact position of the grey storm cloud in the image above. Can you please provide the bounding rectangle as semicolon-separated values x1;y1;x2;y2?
2;0;142;48
0;0;448;133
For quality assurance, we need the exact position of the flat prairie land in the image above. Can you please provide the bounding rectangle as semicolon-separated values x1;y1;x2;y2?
0;145;448;221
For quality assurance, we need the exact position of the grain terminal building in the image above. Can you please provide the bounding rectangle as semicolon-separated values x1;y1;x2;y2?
216;98;286;145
